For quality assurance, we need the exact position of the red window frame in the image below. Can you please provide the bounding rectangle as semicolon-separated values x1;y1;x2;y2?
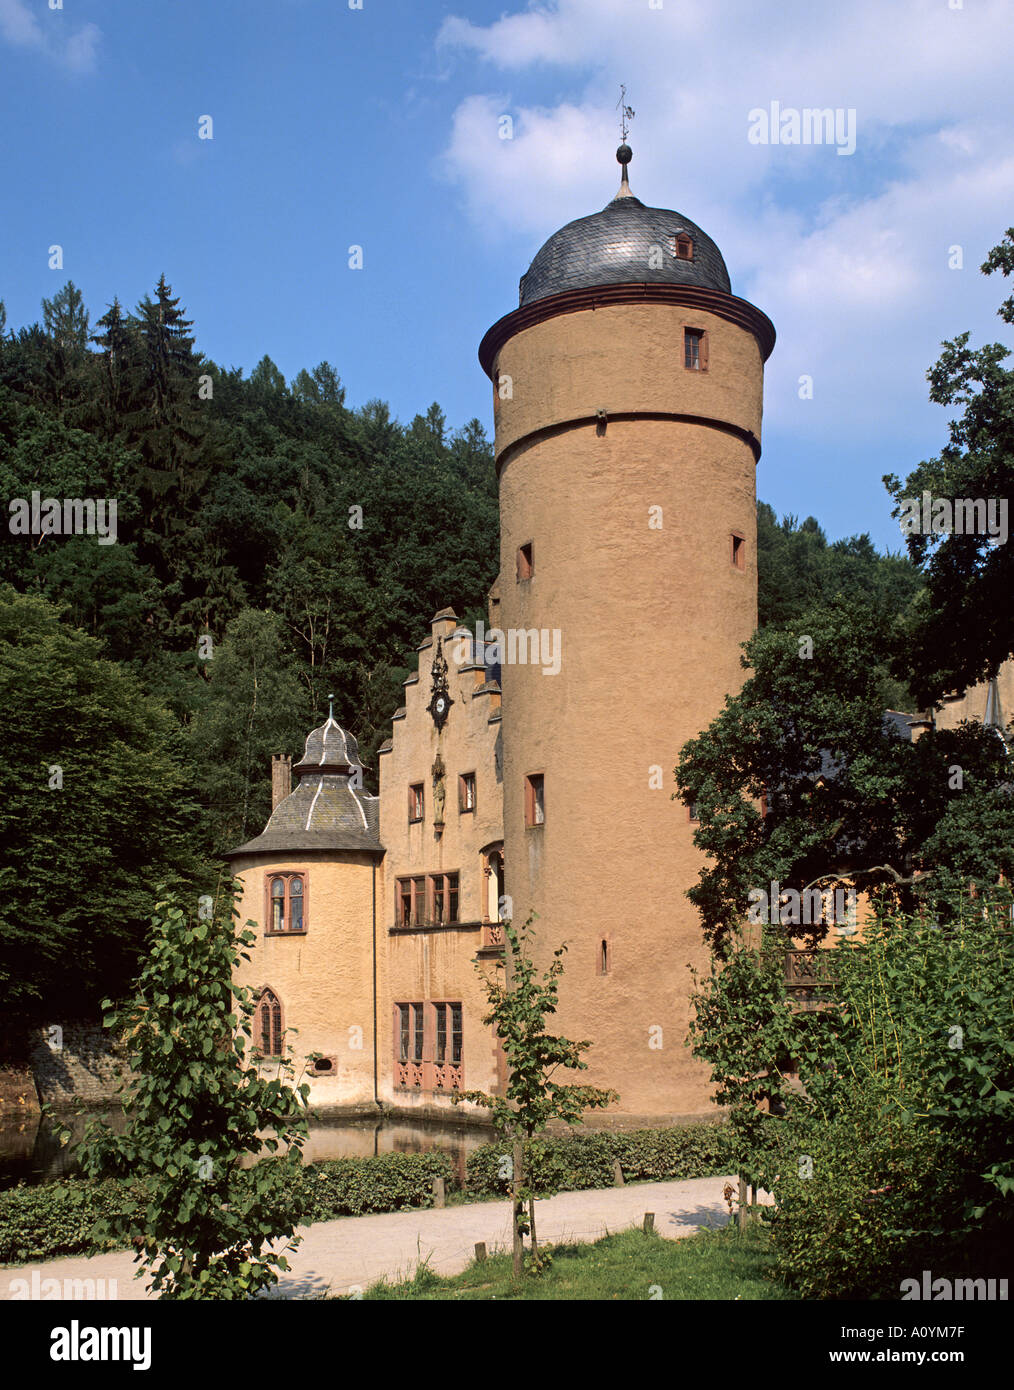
684;327;709;372
408;782;424;823
428;871;460;925
396;876;427;927
459;772;476;813
525;773;545;828
255;987;283;1056
264;872;308;935
394;1001;464;1085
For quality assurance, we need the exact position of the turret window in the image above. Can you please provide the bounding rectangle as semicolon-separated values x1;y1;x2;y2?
459;772;476;812
525;773;545;827
255;988;283;1057
674;233;694;260
266;873;307;934
517;542;534;581
731;533;745;569
684;328;709;371
408;782;424;823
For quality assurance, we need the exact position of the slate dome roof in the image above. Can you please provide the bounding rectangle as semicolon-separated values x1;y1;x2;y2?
225;716;382;858
518;163;731;307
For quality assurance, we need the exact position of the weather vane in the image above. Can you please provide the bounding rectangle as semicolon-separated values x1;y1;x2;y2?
617;85;635;143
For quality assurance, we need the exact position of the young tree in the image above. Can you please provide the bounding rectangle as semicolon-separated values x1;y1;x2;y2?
75;885;311;1300
453;916;617;1277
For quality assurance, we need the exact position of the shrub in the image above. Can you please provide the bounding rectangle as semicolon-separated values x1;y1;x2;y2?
0;1178;142;1263
466;1123;736;1196
292;1153;453;1221
770;905;1014;1299
0;1151;454;1266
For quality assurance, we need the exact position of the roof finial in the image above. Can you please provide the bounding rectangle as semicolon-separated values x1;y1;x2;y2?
327;692;335;722
614;85;635;199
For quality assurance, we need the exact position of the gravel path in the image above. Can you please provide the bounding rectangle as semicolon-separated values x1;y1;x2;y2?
1;1173;768;1300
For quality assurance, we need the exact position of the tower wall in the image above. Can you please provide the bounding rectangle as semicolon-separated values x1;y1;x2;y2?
232;853;380;1106
492;299;765;1119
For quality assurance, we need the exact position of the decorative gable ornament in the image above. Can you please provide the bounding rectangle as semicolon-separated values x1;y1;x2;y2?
428;638;454;731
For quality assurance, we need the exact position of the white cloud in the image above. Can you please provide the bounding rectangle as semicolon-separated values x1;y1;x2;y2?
0;0;99;72
438;0;1014;453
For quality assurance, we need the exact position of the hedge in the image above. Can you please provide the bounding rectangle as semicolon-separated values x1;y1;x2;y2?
0;1150;453;1265
0;1125;736;1265
465;1123;736;1196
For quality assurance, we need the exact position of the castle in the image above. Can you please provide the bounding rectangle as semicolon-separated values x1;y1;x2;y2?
224;141;777;1124
226;143;1011;1127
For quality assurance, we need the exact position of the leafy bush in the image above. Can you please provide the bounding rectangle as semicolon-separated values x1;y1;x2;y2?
466;1123;736;1196
770;904;1014;1298
0;1178;141;1263
292;1153;452;1221
0;1151;455;1265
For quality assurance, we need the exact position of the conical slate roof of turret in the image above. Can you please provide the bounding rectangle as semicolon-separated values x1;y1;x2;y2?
518;143;731;307
225;715;382;858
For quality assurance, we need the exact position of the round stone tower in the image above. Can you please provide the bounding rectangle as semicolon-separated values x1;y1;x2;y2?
479;145;775;1120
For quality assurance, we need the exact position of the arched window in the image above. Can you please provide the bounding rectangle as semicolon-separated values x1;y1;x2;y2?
255;988;283;1057
270;878;285;932
289;875;303;931
265;873;308;934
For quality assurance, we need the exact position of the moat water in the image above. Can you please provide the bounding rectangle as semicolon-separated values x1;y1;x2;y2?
0;1109;495;1189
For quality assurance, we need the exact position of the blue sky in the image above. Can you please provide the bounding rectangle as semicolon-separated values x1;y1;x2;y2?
2;0;1012;552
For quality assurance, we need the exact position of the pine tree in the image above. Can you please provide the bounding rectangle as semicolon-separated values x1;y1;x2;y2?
41;280;89;352
90;297;139;430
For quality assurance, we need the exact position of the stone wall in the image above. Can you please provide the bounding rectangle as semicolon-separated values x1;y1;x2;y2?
0;1067;40;1116
28;1023;132;1106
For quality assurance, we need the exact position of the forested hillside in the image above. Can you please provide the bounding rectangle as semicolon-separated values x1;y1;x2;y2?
0;278;499;848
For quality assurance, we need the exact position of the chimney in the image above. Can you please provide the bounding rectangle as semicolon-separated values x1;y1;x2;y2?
271;754;292;810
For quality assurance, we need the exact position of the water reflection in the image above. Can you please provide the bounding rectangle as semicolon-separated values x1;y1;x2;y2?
0;1109;494;1189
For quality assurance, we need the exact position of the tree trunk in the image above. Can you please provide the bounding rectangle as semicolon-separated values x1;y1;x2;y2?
528;1195;538;1265
512;1138;524;1279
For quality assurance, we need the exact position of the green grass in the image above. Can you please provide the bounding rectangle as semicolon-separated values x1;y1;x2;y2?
342;1224;799;1301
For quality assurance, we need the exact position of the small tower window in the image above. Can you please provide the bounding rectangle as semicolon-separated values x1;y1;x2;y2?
684;328;708;372
408;782;424;823
674;233;694;260
459;772;476;813
525;773;545;827
599;939;611;975
517;542;534;581
731;533;745;570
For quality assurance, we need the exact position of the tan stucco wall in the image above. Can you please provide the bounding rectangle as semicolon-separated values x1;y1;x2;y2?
232;852;381;1106
377;611;505;1107
492;302;764;465
493;299;765;1117
933;659;1014;734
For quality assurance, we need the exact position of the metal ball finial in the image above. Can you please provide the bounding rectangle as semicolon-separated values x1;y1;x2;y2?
616;143;632;166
